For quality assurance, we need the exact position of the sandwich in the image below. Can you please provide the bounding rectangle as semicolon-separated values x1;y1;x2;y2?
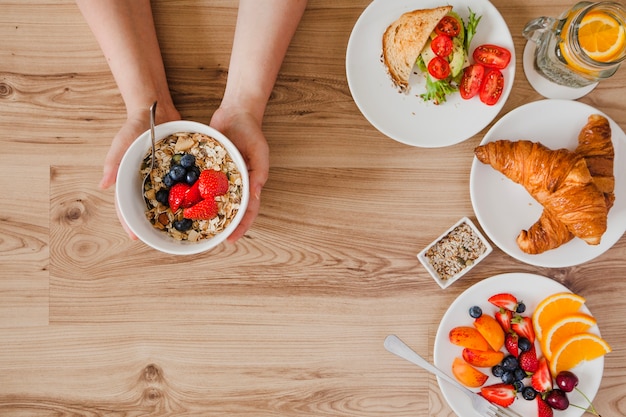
382;5;453;92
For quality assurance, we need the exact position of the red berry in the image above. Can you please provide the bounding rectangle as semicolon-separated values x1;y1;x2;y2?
531;357;552;393
536;397;554;417
168;183;189;212
181;181;202;208
198;170;229;198
480;383;516;408
511;315;535;344
183;199;219;220
495;309;514;333
488;293;518;311
518;345;539;373
504;333;519;358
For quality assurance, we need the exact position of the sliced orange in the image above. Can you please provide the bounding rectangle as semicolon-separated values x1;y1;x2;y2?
549;332;612;376
577;10;626;62
540;313;597;361
532;292;586;342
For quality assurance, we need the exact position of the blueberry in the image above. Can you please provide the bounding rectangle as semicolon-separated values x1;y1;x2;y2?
180;153;196;168
516;302;526;314
169;164;186;182
502;355;519;371
518;337;532;352
501;371;515;384
155;189;169;206
163;173;176;188
185;166;200;185
491;364;504;378
514;367;527;381
522;386;537;400
173;218;193;232
513;380;524;392
469;305;482;318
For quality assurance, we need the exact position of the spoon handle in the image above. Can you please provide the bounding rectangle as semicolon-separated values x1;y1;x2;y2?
148;101;157;170
384;335;474;395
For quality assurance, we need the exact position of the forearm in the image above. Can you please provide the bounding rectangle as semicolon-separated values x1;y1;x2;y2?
75;0;175;115
220;0;308;122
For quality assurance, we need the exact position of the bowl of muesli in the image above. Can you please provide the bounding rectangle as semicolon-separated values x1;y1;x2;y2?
116;120;249;255
417;217;493;289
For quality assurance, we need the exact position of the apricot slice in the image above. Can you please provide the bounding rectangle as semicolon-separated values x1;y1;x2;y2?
462;347;505;368
449;326;491;351
452;357;489;388
473;315;505;351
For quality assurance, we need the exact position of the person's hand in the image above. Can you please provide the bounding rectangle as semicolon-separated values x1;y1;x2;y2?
210;106;270;243
100;104;181;239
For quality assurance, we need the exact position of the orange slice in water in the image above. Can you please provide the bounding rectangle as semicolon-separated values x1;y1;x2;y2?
540;312;597;361
549;332;612;376
532;292;586;342
577;10;626;62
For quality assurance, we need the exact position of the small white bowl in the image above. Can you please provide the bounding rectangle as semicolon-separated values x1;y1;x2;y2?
116;120;249;255
417;217;493;289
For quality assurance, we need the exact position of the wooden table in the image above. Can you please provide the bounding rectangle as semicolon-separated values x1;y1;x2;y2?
1;1;624;415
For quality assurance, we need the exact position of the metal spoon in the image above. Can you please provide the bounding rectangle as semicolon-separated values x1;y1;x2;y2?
142;101;158;204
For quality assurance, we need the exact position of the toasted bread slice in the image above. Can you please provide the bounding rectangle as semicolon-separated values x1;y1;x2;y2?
382;6;453;91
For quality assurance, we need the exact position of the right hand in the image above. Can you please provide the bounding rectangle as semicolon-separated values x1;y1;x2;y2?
101;104;181;238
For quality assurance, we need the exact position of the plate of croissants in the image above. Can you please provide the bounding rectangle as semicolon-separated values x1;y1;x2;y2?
470;99;625;267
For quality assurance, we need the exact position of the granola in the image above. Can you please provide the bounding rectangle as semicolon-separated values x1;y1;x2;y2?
424;222;487;280
140;132;243;242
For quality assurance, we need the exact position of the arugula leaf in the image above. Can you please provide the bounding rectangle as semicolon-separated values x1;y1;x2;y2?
464;8;482;53
420;75;459;105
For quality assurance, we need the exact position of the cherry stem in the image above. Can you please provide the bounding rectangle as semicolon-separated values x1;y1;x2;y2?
571;387;602;417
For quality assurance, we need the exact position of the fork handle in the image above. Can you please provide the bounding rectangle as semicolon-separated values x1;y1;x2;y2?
384;335;475;396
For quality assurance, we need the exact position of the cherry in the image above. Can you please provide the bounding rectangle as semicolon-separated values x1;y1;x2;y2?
546;389;570;410
556;370;579;392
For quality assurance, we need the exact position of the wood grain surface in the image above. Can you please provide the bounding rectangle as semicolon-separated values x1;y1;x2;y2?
1;1;625;416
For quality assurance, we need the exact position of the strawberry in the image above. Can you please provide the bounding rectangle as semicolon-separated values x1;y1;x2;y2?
531;357;552;393
495;309;514;333
480;383;516;408
183;198;219;220
198;170;229;198
536;397;554;417
511;315;535;344
518;345;539;373
488;293;518;311
504;333;519;358
181;181;203;208
168;183;189;212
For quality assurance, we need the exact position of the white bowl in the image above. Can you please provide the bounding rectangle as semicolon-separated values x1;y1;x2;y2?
417;217;493;289
116;120;249;255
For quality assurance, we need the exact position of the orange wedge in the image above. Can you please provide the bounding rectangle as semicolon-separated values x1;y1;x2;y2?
540;313;597;361
549;332;612;376
532;292;586;342
577;10;626;62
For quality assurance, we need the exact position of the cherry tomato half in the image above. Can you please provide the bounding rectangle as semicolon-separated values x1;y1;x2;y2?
472;44;512;69
479;68;504;105
459;64;485;100
435;15;461;37
428;56;451;80
431;34;454;58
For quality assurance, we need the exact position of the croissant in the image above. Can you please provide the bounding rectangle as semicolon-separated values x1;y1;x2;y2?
474;139;608;246
516;115;614;254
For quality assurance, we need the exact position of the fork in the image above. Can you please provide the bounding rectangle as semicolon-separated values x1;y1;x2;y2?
384;335;523;417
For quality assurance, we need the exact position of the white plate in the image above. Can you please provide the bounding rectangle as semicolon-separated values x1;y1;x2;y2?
346;0;515;147
470;99;626;267
433;273;604;417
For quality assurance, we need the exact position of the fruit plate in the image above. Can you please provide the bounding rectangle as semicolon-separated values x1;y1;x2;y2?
345;0;515;147
433;273;603;417
470;99;626;268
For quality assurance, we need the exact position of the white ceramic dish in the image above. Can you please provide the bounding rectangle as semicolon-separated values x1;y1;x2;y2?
417;217;493;289
346;0;515;147
434;273;603;417
470;99;626;268
116;120;249;255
